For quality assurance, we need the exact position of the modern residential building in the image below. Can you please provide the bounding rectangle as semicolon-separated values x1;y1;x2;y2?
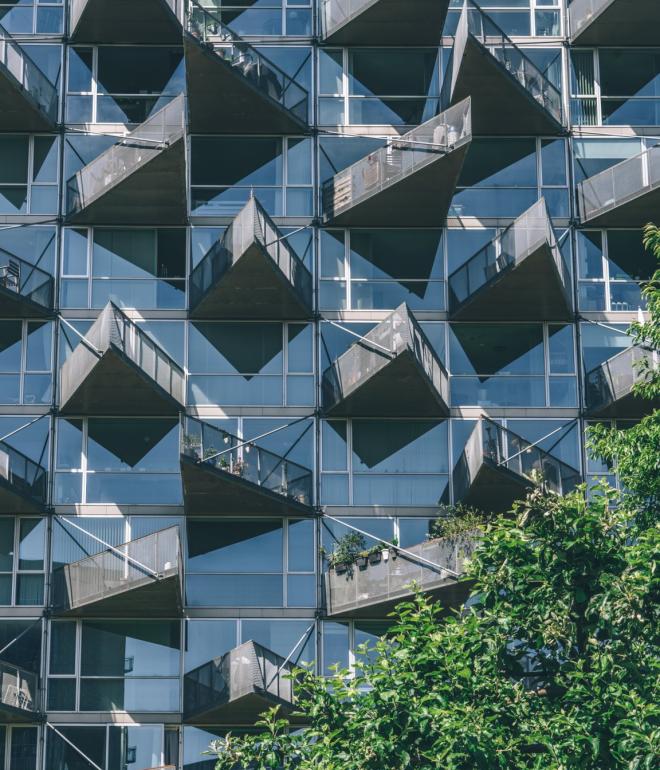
0;1;656;768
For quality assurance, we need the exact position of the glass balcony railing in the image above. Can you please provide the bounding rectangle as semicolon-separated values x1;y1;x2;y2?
0;249;53;316
0;440;47;513
0;660;40;719
585;346;658;416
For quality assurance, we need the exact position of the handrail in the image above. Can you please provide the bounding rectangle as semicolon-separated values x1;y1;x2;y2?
0;247;53;310
0;658;39;713
585;345;657;411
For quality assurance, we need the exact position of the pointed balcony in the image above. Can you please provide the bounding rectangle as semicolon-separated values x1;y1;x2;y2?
181;417;314;516
0;23;58;131
185;1;308;134
69;0;183;44
585;346;660;418
325;535;475;618
184;641;298;725
321;0;451;45
448;199;572;321
569;0;660;46
322;99;471;227
576;145;660;227
452;417;581;513
322;304;449;417
59;302;185;416
190;197;313;320
442;2;563;135
0;441;47;514
0;661;41;723
52;527;183;616
0;251;53;319
65;95;187;225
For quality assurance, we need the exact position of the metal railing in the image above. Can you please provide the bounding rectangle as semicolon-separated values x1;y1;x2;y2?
182;416;313;507
0;440;47;507
0;659;39;715
186;0;308;124
66;94;186;216
569;0;611;39
577;145;660;224
0;22;58;124
0;249;53;312
585;345;657;414
52;526;182;612
322;98;471;222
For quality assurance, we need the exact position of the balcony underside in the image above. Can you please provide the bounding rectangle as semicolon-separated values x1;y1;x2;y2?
185;690;297;726
70;0;183;43
579;186;660;228
0;477;44;514
457;460;531;513
570;0;660;45
0;286;51;319
324;349;450;417
0;69;55;132
184;34;307;134
0;702;42;724
451;240;572;321
323;0;451;45
59;345;183;416
181;455;314;516
449;35;563;135
190;241;312;320
586;389;660;419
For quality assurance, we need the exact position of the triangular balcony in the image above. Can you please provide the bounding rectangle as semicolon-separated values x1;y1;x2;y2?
52;526;183;616
59;302;185;416
0;23;58;131
184;1;308;134
322;304;450;417
181;417;314;516
69;0;183;44
452;416;581;513
448;199;572;321
0;661;42;723
576;145;660;227
569;0;660;45
184;641;298;725
442;2;563;135
585;346;660;418
325;535;475;618
321;0;451;45
0;251;53;319
65;94;187;225
0;441;47;514
189;197;313;320
322;99;471;227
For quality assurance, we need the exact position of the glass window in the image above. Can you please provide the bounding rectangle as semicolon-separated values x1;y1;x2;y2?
191;1;312;37
0;518;45;606
46;725;166;769
0;726;38;770
0;1;64;35
0;136;58;215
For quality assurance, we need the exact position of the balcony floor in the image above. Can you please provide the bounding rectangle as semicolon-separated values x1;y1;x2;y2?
579;186;660;228
70;0;183;43
0;701;42;724
570;0;660;45
0;67;55;132
456;459;531;513
0;476;45;514
586;389;660;419
0;286;52;319
184;690;298;726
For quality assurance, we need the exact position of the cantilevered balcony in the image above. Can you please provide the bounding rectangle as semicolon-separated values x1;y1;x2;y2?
0;24;58;131
576;145;660;227
0;661;41;723
184;641;298;725
442;2;563;135
185;1;308;134
69;0;183;44
325;536;475;618
65;95;187;225
0;441;47;514
189;197;313;320
585;346;660;417
321;0;451;45
322;99;471;227
59;302;185;416
569;0;660;46
322;304;449;417
52;527;183;616
453;417;581;513
181;417;314;516
448;199;572;321
0;251;53;318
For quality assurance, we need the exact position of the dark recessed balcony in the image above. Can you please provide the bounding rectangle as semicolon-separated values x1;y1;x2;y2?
0;441;47;514
52;526;183;616
0;661;41;723
65;95;187;225
189;197;313;320
321;0;451;45
184;641;298;725
322;304;450;417
442;2;564;135
569;0;660;45
576;146;660;227
69;0;183;44
325;536;475;618
0;24;58;131
181;417;314;516
0;251;53;319
184;1;308;134
585;346;660;417
322;99;471;227
453;417;581;513
448;199;572;321
59;302;185;416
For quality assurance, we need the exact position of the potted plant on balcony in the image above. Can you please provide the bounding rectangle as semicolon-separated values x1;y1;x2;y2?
323;533;366;576
426;504;488;559
182;433;202;460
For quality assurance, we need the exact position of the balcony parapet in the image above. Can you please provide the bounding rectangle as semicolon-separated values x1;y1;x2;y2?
0;660;41;723
0;249;53;318
0;440;47;514
70;0;183;44
569;0;660;46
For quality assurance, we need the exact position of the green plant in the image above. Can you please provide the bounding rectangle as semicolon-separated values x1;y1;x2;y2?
325;532;366;569
427;503;489;541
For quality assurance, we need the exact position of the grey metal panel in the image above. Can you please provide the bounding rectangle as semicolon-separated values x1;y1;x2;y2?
569;0;660;45
0;251;53;318
0;444;47;514
321;0;451;45
69;0;183;44
0;660;41;723
585;346;660;418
